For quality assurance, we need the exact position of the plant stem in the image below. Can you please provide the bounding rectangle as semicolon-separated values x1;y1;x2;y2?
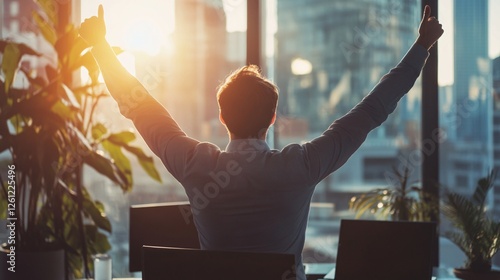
75;165;90;277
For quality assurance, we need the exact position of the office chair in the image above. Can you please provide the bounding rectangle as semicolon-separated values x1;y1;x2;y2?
129;201;200;272
142;245;296;280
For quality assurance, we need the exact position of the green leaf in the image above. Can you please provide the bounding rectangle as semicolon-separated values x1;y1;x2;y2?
17;42;42;57
67;251;84;279
55;26;78;66
60;84;81;109
35;0;58;26
66;123;93;151
0;40;41;56
86;226;112;253
83;197;112;233
4;90;61;126
91;123;107;140
350;191;389;219
106;131;136;145
33;11;57;45
51;99;77;120
93;231;112;252
68;37;91;71
19;68;46;88
102;139;133;188
472;170;496;207
65;223;81;249
123;145;162;182
94;200;106;213
83;150;127;188
1;43;22;93
77;51;100;84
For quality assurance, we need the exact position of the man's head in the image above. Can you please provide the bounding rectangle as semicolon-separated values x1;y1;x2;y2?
217;65;278;139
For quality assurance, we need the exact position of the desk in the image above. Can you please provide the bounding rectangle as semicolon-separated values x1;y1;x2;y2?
78;265;334;280
318;266;461;280
80;265;462;280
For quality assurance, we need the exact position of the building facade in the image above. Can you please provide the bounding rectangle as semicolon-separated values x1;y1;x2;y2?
275;0;421;200
453;0;490;143
439;0;493;196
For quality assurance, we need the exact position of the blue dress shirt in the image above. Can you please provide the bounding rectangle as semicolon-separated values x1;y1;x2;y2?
122;43;429;280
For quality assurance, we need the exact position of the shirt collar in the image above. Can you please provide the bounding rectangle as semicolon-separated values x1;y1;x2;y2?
225;139;271;152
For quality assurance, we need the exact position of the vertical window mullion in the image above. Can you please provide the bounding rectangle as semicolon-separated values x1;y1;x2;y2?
247;0;261;67
421;0;440;266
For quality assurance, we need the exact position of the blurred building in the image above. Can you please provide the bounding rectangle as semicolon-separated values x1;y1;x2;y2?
166;0;229;144
276;0;419;132
453;0;490;143
439;0;492;196
1;0;81;37
275;0;421;203
1;0;38;36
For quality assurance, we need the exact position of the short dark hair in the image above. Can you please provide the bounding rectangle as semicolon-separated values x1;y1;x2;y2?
217;65;279;139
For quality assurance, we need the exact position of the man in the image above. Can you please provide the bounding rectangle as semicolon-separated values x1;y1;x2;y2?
80;5;443;279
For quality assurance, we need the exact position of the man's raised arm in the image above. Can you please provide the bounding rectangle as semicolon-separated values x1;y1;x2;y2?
301;5;444;181
79;6;198;178
79;5;154;118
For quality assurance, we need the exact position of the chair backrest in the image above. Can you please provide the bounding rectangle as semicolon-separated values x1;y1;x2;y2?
142;245;296;280
334;219;436;280
129;201;200;272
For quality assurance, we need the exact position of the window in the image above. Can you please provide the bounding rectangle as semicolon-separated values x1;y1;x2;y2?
438;0;500;269
363;157;398;183
267;0;421;263
80;0;247;276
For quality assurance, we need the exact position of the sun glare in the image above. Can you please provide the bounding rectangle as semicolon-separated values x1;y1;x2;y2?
124;20;164;56
81;0;175;56
223;0;247;32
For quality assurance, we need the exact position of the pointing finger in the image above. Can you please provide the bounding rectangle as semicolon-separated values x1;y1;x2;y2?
98;4;104;20
422;5;431;21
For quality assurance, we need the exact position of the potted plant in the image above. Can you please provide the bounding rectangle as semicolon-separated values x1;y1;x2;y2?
0;2;161;279
350;165;438;221
441;170;500;279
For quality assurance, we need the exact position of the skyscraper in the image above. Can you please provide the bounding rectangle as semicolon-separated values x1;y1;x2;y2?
1;0;38;36
439;0;493;195
275;0;420;189
276;0;420;135
168;0;228;140
453;0;490;143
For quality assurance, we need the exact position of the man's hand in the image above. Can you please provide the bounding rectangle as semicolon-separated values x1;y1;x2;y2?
79;5;107;46
416;5;444;50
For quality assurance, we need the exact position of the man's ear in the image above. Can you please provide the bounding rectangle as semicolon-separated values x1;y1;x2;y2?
270;112;276;125
219;112;226;125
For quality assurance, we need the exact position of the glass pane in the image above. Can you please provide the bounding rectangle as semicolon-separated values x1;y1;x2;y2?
438;0;500;272
80;0;247;277
266;0;422;263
